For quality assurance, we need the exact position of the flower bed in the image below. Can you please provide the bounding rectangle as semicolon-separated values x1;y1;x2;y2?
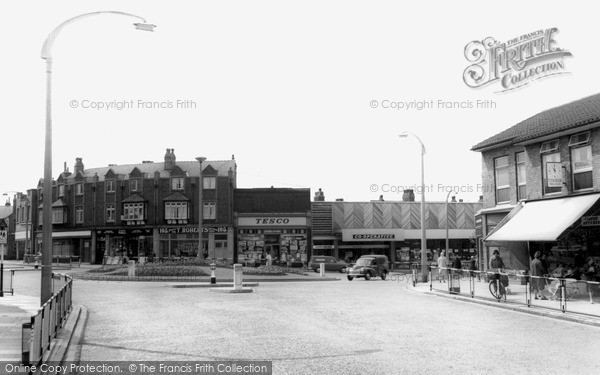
110;265;209;277
242;265;302;276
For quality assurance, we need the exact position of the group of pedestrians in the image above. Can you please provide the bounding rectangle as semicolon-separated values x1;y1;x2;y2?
436;251;479;282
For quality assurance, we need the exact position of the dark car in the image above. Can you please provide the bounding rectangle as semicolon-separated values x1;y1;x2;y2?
308;256;348;273
347;255;389;280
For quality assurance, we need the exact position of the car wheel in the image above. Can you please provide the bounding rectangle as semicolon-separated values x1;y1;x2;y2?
339;267;347;273
365;272;371;281
381;272;387;280
347;276;354;281
313;268;319;273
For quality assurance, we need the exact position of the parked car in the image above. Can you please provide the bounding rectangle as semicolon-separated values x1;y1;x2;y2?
308;256;348;273
347;255;389;281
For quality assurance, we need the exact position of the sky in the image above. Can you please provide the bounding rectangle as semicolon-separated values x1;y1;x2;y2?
1;0;599;205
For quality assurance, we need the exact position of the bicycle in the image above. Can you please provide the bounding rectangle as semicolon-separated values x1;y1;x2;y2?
488;271;510;300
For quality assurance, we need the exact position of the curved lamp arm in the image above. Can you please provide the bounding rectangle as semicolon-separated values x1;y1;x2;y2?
41;11;154;60
399;131;426;155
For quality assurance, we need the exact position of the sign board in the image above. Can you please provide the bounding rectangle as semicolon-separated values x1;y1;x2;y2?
237;217;307;227
341;229;405;242
582;216;600;227
0;229;7;244
546;162;562;188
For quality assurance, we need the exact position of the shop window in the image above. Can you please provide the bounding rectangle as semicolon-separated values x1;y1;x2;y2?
203;177;216;189
203;202;216;219
75;183;84;195
130;179;140;192
171;178;185;190
494;156;510;204
165;202;189;221
543;152;562;195
75;206;84;224
106;204;115;223
123;203;145;221
516;152;526;200
106;180;116;193
571;145;593;191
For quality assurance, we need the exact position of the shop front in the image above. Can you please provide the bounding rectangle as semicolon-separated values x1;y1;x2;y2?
236;216;310;266
485;193;600;276
157;225;233;260
94;228;153;263
35;230;92;262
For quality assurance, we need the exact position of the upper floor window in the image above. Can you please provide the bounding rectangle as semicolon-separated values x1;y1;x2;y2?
569;132;591;147
203;202;216;220
494;156;510;204
106;204;115;223
52;208;66;224
516;152;526;201
165;202;189;220
540;139;559;154
75;183;84;195
203;177;216;189
106;180;116;193
171;177;185;190
75;206;84;224
123;203;145;221
543;152;562;195
571;145;593;191
58;185;65;197
130;179;140;192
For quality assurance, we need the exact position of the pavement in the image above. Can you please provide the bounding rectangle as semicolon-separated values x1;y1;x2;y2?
408;273;600;327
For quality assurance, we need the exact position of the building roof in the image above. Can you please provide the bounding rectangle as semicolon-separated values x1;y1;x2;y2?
50;160;236;184
471;93;600;151
0;205;12;220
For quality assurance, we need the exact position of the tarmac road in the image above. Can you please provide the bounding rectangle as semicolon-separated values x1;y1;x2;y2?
68;273;600;375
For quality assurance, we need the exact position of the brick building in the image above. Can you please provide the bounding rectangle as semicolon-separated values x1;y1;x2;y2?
472;93;600;271
31;149;236;263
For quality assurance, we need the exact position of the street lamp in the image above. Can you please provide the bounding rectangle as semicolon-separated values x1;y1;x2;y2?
399;132;427;282
196;157;207;259
445;190;457;255
40;11;155;305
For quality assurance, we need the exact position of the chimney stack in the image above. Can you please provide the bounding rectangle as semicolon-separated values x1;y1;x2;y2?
164;148;176;171
402;189;415;202
451;196;457;203
314;188;325;201
74;157;84;174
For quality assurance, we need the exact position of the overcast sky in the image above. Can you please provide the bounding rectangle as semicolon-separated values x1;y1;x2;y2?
1;1;598;204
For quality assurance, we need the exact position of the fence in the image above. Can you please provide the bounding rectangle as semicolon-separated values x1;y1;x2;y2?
426;265;600;317
22;273;73;365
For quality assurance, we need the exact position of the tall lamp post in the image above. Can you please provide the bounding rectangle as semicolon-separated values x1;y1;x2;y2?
41;11;155;305
399;132;427;282
445;190;457;255
196;157;207;259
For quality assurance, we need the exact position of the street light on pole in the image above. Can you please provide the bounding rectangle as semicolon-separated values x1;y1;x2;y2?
399;132;427;282
40;11;155;305
445;189;457;255
196;157;207;259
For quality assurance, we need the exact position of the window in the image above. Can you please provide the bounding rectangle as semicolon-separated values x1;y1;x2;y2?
58;185;65;197
543;152;562;195
203;177;216;189
52;208;65;224
75;183;84;195
123;203;145;220
106;204;115;223
130;179;140;192
106;180;116;193
516;152;526;200
572;146;593;191
569;132;591;147
171;177;185;190
540;139;559;153
75;206;84;224
494;156;510;204
203;202;216;219
165;202;189;220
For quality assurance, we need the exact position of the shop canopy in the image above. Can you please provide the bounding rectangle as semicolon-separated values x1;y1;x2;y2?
485;193;600;242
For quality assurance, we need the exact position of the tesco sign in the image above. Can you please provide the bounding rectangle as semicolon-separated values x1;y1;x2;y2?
238;217;307;227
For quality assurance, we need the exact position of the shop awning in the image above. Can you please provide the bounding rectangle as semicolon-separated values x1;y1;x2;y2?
485;193;600;242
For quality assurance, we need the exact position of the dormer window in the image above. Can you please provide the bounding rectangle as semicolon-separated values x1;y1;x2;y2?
106;180;116;193
58;185;65;197
130;179;140;192
75;183;84;195
171;177;185;190
203;177;216;189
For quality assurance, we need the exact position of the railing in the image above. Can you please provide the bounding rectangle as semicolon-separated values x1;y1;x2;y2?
425;265;600;318
22;273;73;365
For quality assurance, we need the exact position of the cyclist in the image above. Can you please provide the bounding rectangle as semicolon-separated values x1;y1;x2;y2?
489;250;506;297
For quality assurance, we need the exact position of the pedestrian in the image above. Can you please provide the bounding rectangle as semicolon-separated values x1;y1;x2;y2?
437;251;448;283
530;251;547;300
266;252;272;266
469;255;479;281
489;249;507;295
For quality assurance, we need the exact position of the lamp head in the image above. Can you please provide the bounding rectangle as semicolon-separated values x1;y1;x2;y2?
134;22;156;32
196;157;207;163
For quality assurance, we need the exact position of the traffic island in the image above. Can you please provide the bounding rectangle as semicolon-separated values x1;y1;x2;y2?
209;264;254;293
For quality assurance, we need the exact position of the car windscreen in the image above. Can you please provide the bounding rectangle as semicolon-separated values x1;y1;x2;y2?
355;258;374;266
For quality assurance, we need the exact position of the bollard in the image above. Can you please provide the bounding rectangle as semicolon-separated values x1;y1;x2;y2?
22;322;31;365
319;262;325;277
233;264;243;291
210;263;216;284
128;260;136;277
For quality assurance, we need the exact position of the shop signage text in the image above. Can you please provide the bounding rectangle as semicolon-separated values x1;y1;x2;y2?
352;234;395;240
238;217;307;227
158;227;228;235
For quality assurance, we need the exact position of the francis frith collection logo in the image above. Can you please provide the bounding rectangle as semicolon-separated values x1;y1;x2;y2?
463;27;572;92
